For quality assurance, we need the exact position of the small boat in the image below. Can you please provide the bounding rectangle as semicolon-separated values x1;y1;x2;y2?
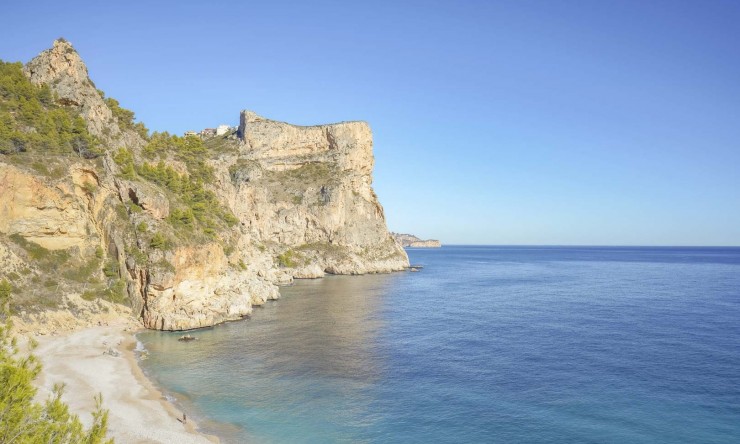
178;334;197;342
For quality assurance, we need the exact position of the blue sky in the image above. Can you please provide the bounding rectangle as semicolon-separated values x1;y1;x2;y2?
2;0;739;245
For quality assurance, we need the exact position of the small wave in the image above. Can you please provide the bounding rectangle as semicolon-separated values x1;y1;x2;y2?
134;339;147;353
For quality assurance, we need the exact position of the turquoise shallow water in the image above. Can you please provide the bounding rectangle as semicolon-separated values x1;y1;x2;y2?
138;246;740;443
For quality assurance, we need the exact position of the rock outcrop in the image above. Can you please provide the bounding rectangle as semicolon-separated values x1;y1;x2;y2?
0;163;100;251
392;233;442;248
23;39;144;149
214;111;408;278
0;40;408;331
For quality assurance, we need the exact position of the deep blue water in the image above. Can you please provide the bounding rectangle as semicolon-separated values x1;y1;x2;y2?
138;246;740;443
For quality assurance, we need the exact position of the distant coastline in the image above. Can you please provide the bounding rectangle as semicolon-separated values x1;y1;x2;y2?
392;233;441;248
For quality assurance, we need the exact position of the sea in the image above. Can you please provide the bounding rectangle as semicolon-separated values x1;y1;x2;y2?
137;246;740;443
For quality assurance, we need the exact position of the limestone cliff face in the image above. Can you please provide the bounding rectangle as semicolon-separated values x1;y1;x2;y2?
140;243;279;331
0;163;100;251
213;111;409;278
23;39;144;149
1;40;407;331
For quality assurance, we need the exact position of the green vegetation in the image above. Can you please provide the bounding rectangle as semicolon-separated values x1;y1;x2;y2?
136;221;148;233
137;155;238;237
99;90;148;140
149;232;170;250
276;250;298;268
9;234;70;273
103;259;119;278
202;131;239;155
0;279;10;306
113;140;239;240
101;279;128;304
81;181;97;195
62;257;101;283
0;287;113;443
228;159;260;184
153;259;175;273
261;162;341;206
0;60;102;158
112;148;136;180
268;162;337;183
81;280;127;305
296;242;343;255
126;246;147;266
142;132;213;182
4;234;133;309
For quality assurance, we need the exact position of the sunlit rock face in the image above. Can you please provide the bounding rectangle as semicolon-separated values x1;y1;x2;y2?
23;39;145;149
211;111;409;279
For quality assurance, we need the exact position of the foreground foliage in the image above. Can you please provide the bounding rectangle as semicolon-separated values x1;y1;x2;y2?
0;286;113;443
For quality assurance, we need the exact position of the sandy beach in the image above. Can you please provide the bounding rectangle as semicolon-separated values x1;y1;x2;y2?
29;323;218;444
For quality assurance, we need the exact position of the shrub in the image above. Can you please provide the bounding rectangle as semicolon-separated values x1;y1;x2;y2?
103;259;119;278
82;181;97;194
126;246;147;266
277;250;297;268
0;286;113;443
63;258;101;283
0;279;10;306
149;232;169;250
102;279;128;305
9;234;70;271
112;148;136;180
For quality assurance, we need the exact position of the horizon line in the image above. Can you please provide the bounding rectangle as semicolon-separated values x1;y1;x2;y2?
411;244;740;248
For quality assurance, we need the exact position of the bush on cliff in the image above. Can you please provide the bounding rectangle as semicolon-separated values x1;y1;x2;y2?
0;290;113;443
100;93;148;140
113;146;238;239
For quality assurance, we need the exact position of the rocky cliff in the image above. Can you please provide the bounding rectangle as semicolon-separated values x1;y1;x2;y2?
392;233;442;248
0;40;408;331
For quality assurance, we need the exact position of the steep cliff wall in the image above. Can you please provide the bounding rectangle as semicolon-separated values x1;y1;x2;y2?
0;40;408;331
213;111;408;278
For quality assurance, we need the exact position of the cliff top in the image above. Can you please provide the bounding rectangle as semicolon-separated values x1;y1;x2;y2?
240;110;366;129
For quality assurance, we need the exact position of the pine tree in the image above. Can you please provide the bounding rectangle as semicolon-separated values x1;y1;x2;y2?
0;284;113;443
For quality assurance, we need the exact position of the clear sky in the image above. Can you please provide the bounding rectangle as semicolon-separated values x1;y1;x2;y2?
2;0;739;245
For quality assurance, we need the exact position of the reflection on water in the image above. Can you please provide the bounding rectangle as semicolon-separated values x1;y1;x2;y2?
138;273;406;442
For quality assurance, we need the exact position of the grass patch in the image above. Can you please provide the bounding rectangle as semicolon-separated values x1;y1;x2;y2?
62;257;101;283
276;250;298;268
9;234;70;271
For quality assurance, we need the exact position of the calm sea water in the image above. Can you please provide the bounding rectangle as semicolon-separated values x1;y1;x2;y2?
138;246;740;443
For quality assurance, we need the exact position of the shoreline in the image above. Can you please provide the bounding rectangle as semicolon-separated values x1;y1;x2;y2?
28;322;219;444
